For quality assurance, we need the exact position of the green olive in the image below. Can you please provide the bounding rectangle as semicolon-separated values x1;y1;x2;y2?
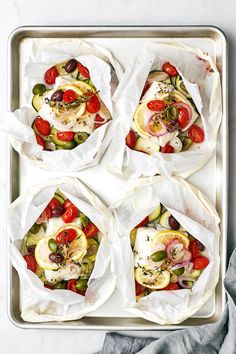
32;83;46;96
80;214;89;228
74;132;89;145
29;223;40;234
166;106;179;120
48;238;58;253
173;267;185;276
185;281;194;287
54;281;66;289
150;250;167;262
130;228;137;249
76;278;88;291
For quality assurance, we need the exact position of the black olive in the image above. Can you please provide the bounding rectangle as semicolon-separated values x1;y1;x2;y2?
51;205;65;217
168;215;180;230
27;245;36;255
51;89;64;102
65;59;78;73
49;253;64;264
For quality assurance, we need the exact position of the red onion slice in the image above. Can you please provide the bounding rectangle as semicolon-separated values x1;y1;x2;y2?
178;276;196;289
94;116;108;124
167;239;191;265
145;114;167;137
171;262;190;271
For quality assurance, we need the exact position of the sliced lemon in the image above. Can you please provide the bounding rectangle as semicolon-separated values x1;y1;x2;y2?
135;267;170;290
152;230;190;249
72;80;95;93
54;85;86;118
35;236;59;271
133;101;153;137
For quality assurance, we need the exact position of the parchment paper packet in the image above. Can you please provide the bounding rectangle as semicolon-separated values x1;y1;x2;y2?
2;39;123;172
112;176;220;324
108;42;222;178
8;177;116;322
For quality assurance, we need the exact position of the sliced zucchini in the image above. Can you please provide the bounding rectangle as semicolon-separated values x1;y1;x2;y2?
130;228;137;249
170;76;177;86
80;214;89;228
32;95;44;112
24;226;45;249
51;127;76;149
159;210;171;228
147;70;169;83
148;203;161;222
80;259;94;278
72;68;79;79
189;269;202;278
54;193;65;204
83;239;99;263
175;75;191;98
163;77;171;84
134;137;160;155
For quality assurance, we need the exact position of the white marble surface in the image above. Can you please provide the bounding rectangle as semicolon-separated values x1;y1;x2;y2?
0;0;236;353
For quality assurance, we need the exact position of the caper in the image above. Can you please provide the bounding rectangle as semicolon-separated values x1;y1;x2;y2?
173;267;185;276
32;83;46;96
29;223;40;234
54;281;66;289
80;214;89;228
150;250;167;262
166;106;179;120
48;238;58;253
74;132;89;145
130;228;137;248
76;278;88;291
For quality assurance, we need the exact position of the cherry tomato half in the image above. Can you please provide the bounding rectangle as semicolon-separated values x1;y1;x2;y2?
135;281;145;296
63;89;77;103
44;66;58;85
35;117;51;136
24;255;37;273
47;197;61;210
86;93;101;113
161;144;174;153
56;228;77;244
63;199;75;210
57;131;75;141
141;82;150;99
83;223;99;239
177;107;189;129
162;62;178;77
193;256;209;270
188;125;204;143
77;62;90;78
163;283;179;290
62;206;78;223
36;206;52;224
126;130;136;149
189;239;201;259
147;100;165;111
35;135;46;150
44;284;54;289
94;114;105;129
67;279;77;292
135;216;149;228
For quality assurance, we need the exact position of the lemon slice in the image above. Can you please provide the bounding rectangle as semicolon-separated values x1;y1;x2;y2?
152;230;190;249
135;267;170;290
35;236;59;271
133;101;153;137
53;85;86;118
72;80;95;93
56;224;88;262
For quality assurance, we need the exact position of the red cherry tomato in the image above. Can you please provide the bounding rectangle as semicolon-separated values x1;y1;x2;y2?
57;131;75;141
67;279;77;292
63;89;77;103
177;107;190;129
44;284;54;289
189;239;201;259
94;114;105;129
83;223;99;239
162;62;178;77
85;93;101;113
63;199;75;210
188;125;205;143
24;255;37;273
135;281;145;296
47;197;61;209
161;144;174;153
135;216;149;228
36;206;52;224
44;66;59;85
62;206;78;223
163;283;179;290
35;134;46;150
76;289;86;296
126;130;136;149
77;62;90;78
141;82;150;98
193;256;209;270
56;228;77;244
34;117;51;136
147;100;165;111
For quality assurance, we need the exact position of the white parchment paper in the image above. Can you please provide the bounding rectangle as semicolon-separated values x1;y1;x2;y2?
8;177;116;322
108;42;222;178
112;176;220;325
2;39;123;172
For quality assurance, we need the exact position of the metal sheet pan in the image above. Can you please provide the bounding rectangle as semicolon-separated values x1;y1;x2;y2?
7;26;228;330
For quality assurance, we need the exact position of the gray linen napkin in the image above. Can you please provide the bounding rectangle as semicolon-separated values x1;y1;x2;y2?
98;248;236;354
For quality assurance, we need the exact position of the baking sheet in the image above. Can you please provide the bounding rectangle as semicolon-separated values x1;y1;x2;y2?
7;26;228;330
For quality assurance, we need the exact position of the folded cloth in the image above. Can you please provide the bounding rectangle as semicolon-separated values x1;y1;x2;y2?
97;248;236;354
